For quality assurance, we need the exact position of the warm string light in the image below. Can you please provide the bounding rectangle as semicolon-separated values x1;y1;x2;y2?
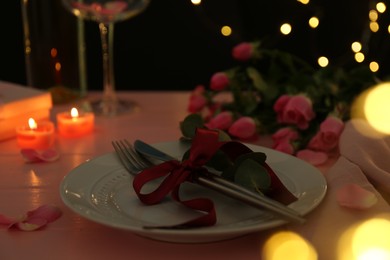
376;2;386;13
317;56;329;67
297;0;310;4
221;25;232;36
280;23;292;35
191;1;389;72
308;17;319;28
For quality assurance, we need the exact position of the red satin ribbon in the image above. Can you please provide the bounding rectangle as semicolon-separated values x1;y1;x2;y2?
133;128;297;229
133;128;222;228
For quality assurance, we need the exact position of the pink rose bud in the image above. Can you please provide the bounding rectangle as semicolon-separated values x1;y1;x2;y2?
210;72;230;91
205;111;233;130
272;127;299;143
320;116;344;144
188;94;207;113
228;117;257;139
193;84;206;95
232;42;254;61
273;140;295;155
308;116;344;152
187;85;207;113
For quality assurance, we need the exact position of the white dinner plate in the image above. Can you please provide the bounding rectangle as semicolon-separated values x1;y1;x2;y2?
60;141;327;243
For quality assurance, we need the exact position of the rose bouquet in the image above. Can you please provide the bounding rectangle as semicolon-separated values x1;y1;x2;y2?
180;41;379;165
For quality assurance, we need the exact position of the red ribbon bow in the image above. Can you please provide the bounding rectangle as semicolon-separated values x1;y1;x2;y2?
133;128;296;229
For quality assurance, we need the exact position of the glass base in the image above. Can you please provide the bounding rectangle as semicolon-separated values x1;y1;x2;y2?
90;98;139;116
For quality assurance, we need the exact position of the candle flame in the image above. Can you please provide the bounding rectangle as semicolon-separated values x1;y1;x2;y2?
28;118;38;130
71;108;79;118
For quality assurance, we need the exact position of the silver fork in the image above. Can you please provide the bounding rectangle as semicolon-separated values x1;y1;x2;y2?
112;139;151;174
112;139;306;224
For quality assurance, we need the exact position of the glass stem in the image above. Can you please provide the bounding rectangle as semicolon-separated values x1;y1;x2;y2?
99;22;117;115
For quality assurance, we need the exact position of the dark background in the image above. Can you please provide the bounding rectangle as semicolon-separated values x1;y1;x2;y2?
1;0;389;91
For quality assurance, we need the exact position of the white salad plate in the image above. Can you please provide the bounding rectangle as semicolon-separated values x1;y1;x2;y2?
60;141;327;243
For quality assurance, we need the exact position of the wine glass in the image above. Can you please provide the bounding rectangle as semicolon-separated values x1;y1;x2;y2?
61;0;150;116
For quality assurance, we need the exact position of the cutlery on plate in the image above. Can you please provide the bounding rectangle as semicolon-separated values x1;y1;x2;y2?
131;139;306;224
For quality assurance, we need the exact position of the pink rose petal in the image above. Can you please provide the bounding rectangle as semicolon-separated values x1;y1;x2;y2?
0;214;15;225
25;205;62;223
21;149;60;163
5;205;62;231
336;183;378;210
38;149;60;162
15;218;48;231
296;149;328;166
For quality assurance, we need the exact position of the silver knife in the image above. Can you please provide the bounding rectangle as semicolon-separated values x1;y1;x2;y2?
134;139;305;224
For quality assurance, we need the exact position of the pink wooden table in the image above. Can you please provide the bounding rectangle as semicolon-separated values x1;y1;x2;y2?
1;91;389;260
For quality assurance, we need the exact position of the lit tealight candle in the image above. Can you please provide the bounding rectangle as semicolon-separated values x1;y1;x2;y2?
56;108;94;137
16;118;55;149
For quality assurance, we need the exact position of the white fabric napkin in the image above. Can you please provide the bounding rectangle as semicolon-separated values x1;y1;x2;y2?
286;119;390;259
339;119;390;201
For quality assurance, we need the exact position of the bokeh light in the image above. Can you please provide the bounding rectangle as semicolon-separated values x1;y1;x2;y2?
262;231;317;260
354;52;365;63
376;2;387;13
364;83;390;134
221;25;232;36
351;42;362;52
352;82;390;134
338;216;390;260
280;23;292;35
55;62;61;72
369;61;379;72
297;0;310;4
191;0;201;5
317;56;329;67
308;17;319;28
370;21;380;32
369;10;379;21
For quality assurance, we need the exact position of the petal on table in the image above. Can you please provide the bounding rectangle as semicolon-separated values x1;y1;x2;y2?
296;149;328;166
38;149;60;162
336;183;378;210
0;214;15;225
21;149;60;163
14;218;48;231
25;205;62;223
7;205;62;231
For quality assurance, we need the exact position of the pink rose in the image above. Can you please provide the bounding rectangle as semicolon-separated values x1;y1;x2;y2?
232;42;253;61
272;127;299;155
228;117;257;139
192;84;205;95
273;94;315;129
187;85;207;113
273;140;295;155
272;127;299;143
205;111;233;130
210;72;229;91
188;95;206;113
308;116;344;152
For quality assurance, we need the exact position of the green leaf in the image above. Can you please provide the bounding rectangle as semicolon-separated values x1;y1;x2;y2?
216;130;231;142
206;150;233;171
180;114;204;139
246;66;267;92
234;159;271;192
235;152;267;165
